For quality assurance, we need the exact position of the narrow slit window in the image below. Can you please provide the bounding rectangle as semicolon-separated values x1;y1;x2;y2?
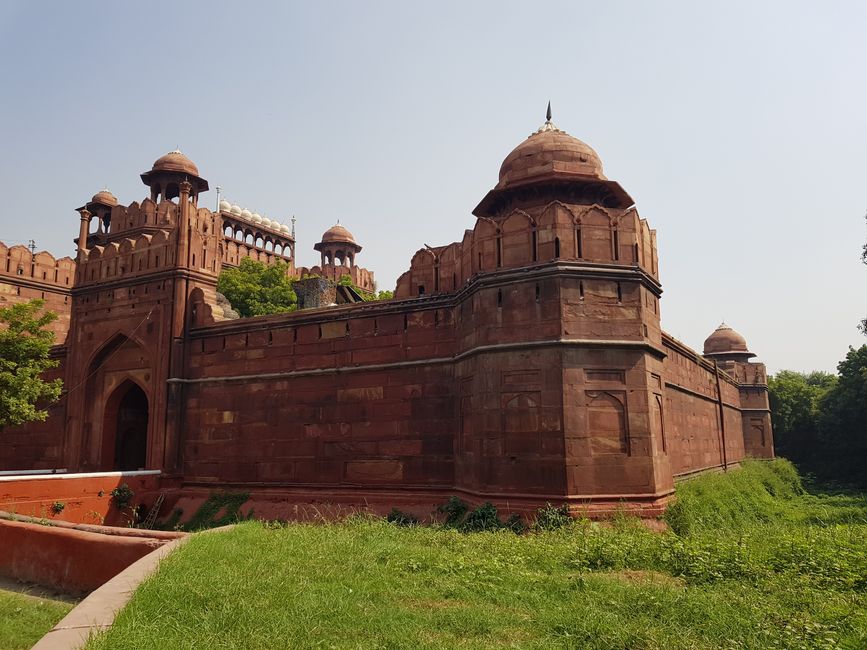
554;237;560;258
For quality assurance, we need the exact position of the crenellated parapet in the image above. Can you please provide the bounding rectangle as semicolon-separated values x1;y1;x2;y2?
0;241;75;341
297;263;375;293
396;202;658;298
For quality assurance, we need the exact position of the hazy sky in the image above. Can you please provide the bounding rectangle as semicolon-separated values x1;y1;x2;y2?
1;1;864;374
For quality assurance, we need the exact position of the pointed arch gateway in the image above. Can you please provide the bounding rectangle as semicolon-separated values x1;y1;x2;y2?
79;333;154;471
102;380;149;471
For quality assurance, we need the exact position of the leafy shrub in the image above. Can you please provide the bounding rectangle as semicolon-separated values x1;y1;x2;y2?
534;502;572;531
110;484;135;510
49;501;65;515
386;508;419;526
461;502;503;532
437;496;469;527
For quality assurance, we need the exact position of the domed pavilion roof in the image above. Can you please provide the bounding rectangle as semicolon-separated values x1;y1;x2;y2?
140;149;209;192
90;189;118;207
315;223;362;252
703;322;755;359
473;103;633;217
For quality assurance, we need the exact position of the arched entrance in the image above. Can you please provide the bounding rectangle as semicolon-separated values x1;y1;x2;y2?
102;382;149;471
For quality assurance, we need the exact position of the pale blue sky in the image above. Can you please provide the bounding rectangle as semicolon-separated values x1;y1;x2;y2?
1;1;864;373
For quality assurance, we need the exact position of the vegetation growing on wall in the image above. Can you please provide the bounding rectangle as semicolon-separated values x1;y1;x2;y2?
0;299;62;429
217;258;297;318
337;274;393;301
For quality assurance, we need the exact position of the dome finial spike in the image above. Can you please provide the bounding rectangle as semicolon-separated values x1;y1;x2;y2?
546;101;552;122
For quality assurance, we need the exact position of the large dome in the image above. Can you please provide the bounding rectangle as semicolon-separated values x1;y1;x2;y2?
497;122;605;189
703;323;755;358
321;224;356;245
150;149;200;177
473;105;633;217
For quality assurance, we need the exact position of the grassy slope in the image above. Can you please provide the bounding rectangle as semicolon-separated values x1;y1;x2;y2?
0;589;73;650
87;460;867;649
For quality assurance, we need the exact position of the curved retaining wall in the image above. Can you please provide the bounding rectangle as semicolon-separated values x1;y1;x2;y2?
0;513;183;593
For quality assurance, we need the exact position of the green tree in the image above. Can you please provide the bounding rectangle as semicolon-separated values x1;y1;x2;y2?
216;258;297;318
0;299;63;428
818;345;867;481
768;370;835;463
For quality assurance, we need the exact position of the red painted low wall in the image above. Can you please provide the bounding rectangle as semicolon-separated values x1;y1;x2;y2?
0;516;174;593
0;471;163;526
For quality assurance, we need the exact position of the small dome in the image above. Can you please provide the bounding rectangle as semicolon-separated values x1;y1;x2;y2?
280;224;291;234
240;208;252;219
219;199;231;212
230;204;242;215
251;213;263;224
497;120;605;189
321;224;356;245
703;323;755;359
91;189;118;207
262;217;273;228
150;149;200;177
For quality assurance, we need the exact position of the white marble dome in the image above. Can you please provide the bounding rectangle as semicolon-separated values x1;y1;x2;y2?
262;217;273;228
218;199;231;212
280;224;291;234
241;208;252;220
251;213;263;224
230;204;242;215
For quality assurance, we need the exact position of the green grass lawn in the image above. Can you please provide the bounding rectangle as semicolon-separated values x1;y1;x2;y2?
0;586;74;649
86;460;867;649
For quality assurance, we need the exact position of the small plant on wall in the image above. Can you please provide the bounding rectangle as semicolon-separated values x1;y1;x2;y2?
110;484;135;510
49;501;65;515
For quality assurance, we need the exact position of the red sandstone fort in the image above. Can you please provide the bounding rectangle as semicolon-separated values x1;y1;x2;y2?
0;109;772;517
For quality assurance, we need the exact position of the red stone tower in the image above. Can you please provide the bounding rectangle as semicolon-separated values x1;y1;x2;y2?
703;323;774;458
397;106;670;512
63;151;222;474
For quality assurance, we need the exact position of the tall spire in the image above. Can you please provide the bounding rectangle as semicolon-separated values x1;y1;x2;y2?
535;100;561;134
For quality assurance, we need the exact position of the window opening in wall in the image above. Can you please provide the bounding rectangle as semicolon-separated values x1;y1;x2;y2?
535;284;540;303
42;272;46;279
373;319;378;335
293;328;298;343
497;289;502;308
403;314;409;332
634;243;639;263
345;321;350;336
617;282;623;303
579;280;585;300
554;237;560;258
532;229;538;262
613;229;620;260
191;255;195;267
434;266;439;292
452;273;457;290
318;325;322;340
268;331;273;345
478;251;482;270
496;235;502;268
418;285;425;296
222;337;226;350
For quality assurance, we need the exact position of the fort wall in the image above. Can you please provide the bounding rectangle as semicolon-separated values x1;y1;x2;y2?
0;243;74;341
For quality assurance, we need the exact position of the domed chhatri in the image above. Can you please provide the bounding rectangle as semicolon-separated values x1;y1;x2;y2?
140;148;209;196
150;149;200;177
89;189;118;207
320;224;357;246
703;322;756;360
473;103;633;217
